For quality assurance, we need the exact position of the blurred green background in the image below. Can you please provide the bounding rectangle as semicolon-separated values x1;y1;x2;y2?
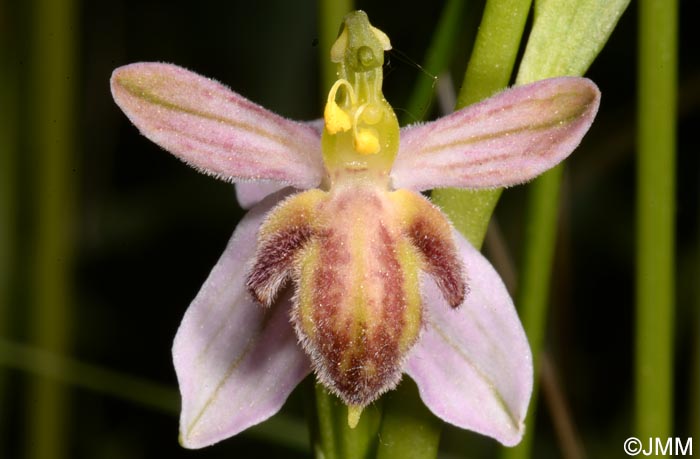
0;0;698;458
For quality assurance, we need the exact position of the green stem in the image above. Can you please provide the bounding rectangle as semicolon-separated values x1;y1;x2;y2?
431;0;533;247
315;384;339;459
376;380;441;459
636;0;676;440
314;384;382;459
456;0;533;109
27;0;77;457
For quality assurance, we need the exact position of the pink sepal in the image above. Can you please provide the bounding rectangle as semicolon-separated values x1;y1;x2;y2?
392;77;600;191
111;63;324;188
406;232;533;446
173;192;310;448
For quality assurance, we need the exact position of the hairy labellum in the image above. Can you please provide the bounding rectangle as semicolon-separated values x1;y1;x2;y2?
246;185;465;407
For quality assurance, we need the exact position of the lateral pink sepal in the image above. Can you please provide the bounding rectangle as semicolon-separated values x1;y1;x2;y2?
406;232;533;446
111;63;324;188
173;192;310;448
392;77;600;191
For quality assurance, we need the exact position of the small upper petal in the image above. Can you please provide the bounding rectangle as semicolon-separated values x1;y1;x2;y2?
405;231;533;446
173;191;310;448
111;63;324;188
392;77;600;191
236;181;290;209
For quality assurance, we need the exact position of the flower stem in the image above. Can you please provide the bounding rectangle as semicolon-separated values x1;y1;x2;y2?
376;380;441;459
26;0;77;457
314;384;339;459
431;0;532;247
456;0;533;109
314;384;382;459
636;0;677;440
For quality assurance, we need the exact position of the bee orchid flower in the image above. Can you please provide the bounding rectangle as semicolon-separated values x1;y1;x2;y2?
111;11;599;450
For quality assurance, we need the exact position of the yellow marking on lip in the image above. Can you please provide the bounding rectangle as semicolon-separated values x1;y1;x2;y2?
257;189;326;238
297;241;321;340
395;238;423;351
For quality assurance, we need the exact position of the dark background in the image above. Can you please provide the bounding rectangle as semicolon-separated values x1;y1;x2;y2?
1;0;698;458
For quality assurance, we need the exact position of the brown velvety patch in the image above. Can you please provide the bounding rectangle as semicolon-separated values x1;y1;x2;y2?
408;218;466;308
307;225;408;406
376;224;409;345
246;226;314;307
322;326;403;405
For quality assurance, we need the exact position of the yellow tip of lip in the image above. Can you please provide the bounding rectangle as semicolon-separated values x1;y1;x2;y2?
347;405;363;428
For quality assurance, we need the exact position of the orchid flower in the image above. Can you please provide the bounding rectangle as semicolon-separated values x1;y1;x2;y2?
111;11;599;450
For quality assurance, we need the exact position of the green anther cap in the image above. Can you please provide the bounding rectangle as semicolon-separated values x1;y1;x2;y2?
330;11;391;73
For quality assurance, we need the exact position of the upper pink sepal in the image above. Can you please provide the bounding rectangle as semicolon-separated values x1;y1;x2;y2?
392;77;600;191
111;63;324;188
405;231;533;446
172;192;310;448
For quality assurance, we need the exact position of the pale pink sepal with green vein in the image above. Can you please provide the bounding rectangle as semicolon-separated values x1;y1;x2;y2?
406;232;532;446
172;191;310;448
392;77;599;191
111;63;324;188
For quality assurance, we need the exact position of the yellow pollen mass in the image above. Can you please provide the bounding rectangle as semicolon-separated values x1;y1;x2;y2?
324;79;355;134
324;101;352;134
354;128;380;155
351;103;381;155
321;11;400;183
323;79;382;155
